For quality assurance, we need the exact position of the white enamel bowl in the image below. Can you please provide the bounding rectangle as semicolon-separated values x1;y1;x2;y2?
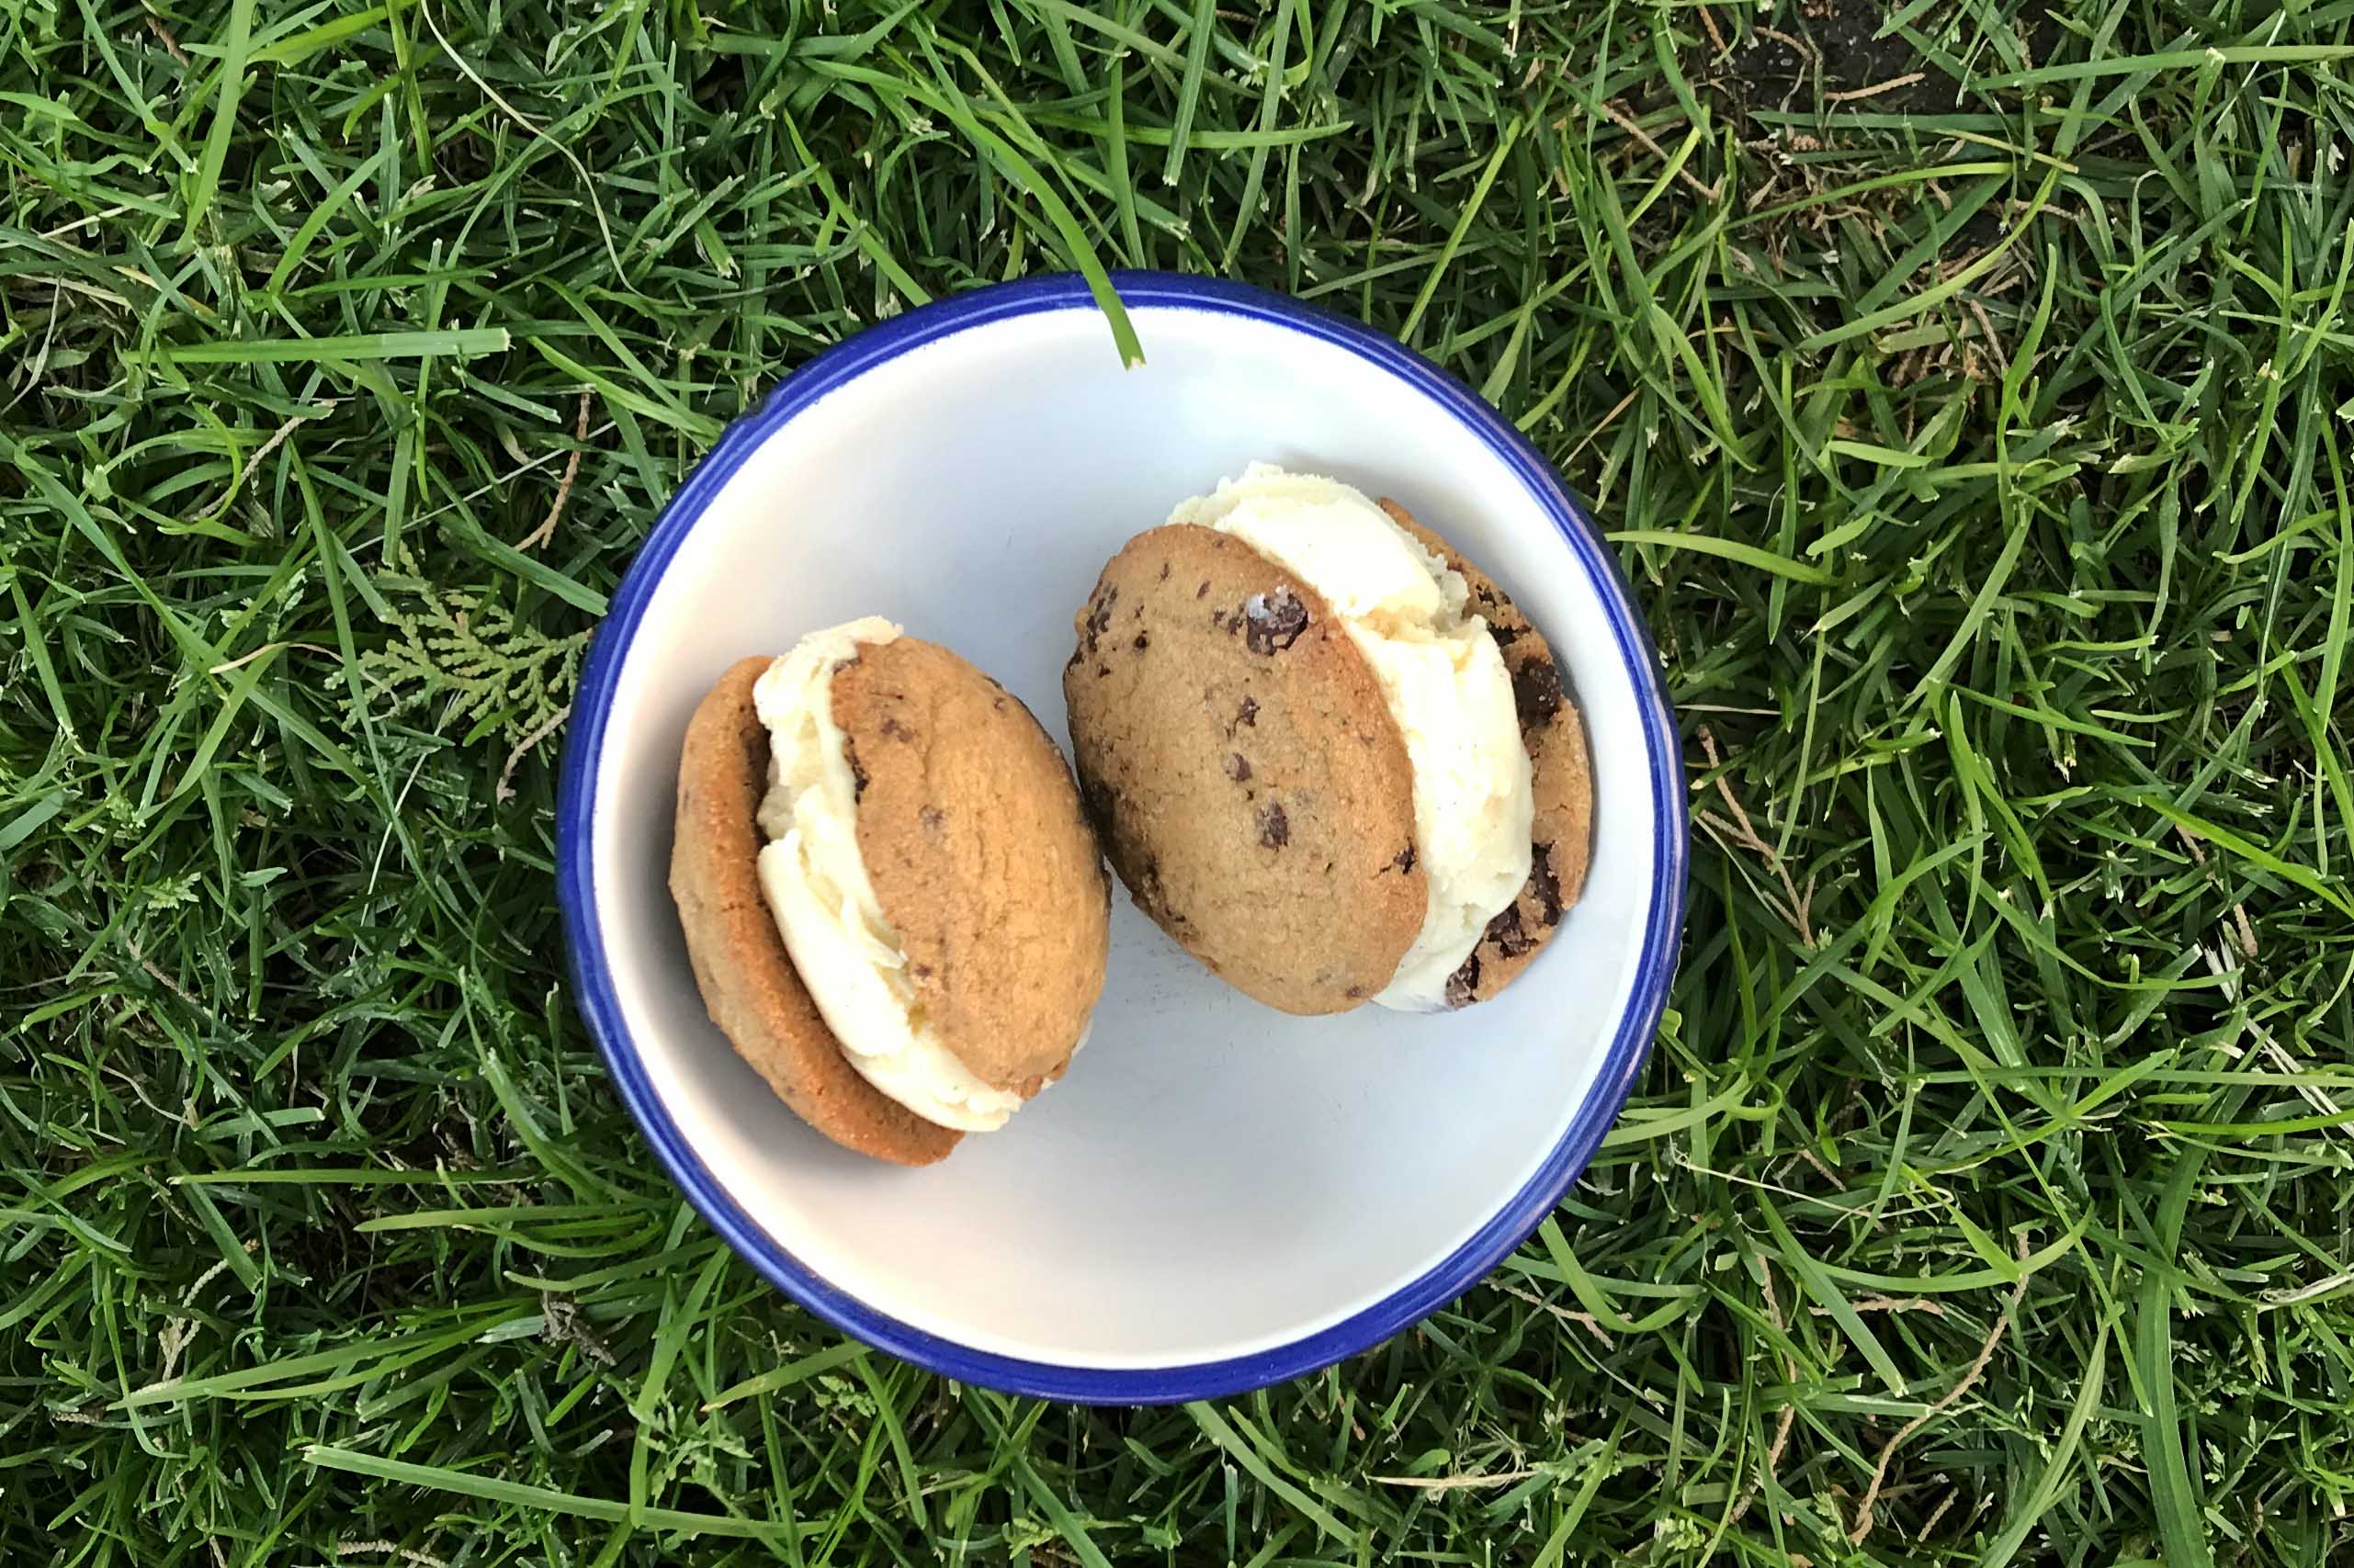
557;273;1687;1403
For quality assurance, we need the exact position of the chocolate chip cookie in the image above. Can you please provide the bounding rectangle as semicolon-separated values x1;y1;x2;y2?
1061;525;1427;1014
831;637;1112;1094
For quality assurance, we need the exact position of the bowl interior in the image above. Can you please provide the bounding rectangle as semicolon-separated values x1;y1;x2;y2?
581;290;1669;1373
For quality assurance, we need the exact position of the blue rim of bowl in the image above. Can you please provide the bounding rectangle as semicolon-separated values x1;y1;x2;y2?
556;270;1689;1404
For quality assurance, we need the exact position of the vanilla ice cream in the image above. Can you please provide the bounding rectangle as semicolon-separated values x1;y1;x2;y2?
1171;464;1533;1010
751;619;1025;1130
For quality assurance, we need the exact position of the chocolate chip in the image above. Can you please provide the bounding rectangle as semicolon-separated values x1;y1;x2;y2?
1530;842;1564;926
1242;589;1309;654
1488;622;1522;649
1236;695;1259;727
1391;844;1417;874
1444;952;1482;1009
845;742;867;801
1096;663;1111;677
880;716;915;741
1511;657;1564;732
1225;752;1251;782
1159;562;1171;581
911;962;934;979
1345;985;1365;999
1080;773;1118;830
1197;581;1210;598
1066;646;1083;671
1083;585;1118;653
1256;802;1289;848
1486;903;1534;958
1133;632;1149;650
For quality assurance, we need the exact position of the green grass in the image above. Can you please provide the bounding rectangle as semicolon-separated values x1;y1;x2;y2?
6;0;2354;1561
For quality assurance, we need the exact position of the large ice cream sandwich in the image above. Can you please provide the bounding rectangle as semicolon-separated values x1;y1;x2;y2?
1061;465;1590;1014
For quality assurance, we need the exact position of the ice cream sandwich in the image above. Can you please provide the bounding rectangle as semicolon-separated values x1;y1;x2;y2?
672;621;1110;1164
1061;466;1590;1014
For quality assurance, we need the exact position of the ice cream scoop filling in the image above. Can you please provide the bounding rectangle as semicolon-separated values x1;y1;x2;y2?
752;618;1025;1130
1170;463;1535;1010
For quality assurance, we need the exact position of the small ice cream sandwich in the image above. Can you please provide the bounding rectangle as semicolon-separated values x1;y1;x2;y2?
672;620;1110;1165
1062;465;1590;1015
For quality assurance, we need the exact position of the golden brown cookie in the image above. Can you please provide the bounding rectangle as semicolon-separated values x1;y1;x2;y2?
1061;525;1426;1014
831;637;1109;1092
1382;501;1593;1006
668;657;960;1167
